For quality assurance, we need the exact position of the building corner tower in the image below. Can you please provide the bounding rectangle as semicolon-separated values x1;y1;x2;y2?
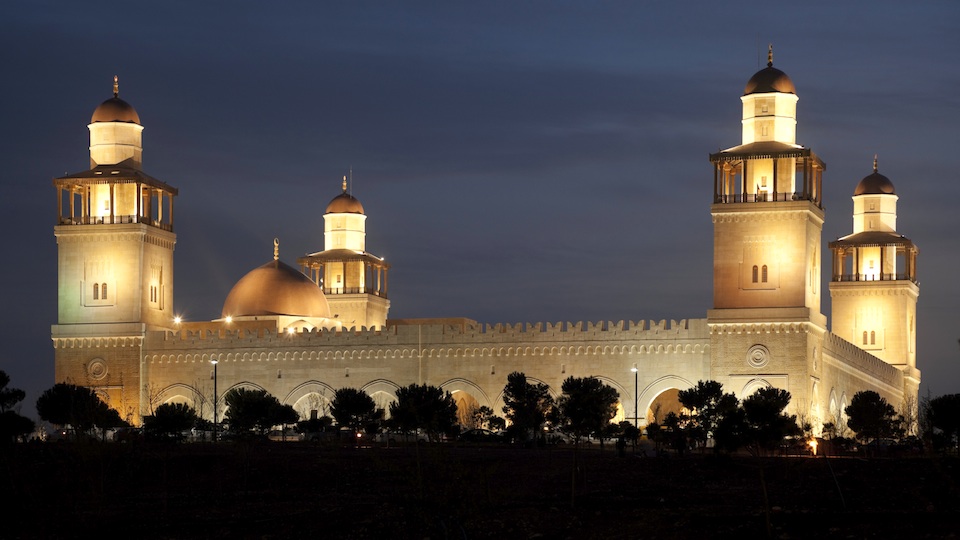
707;48;827;410
51;77;177;423
828;158;920;401
298;177;390;329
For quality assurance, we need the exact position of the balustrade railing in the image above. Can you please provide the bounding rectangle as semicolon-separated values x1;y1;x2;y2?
57;214;173;231
833;273;913;282
323;286;386;297
714;192;811;204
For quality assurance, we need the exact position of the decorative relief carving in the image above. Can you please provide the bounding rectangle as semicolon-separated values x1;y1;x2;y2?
746;344;770;368
88;358;108;380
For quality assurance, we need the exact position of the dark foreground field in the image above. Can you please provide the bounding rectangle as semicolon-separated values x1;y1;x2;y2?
2;442;958;539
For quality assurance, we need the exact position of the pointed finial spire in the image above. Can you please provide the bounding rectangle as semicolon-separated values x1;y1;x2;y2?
873;154;878;172
273;238;279;261
113;75;119;97
342;175;348;193
767;44;773;67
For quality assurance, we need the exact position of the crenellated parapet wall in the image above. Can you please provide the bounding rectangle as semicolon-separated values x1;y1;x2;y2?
821;331;903;394
144;318;710;364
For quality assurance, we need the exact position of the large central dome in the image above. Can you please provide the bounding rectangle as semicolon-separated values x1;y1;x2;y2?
222;259;330;318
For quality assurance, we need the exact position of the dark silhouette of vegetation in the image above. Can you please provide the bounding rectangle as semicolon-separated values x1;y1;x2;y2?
926;393;960;453
678;380;738;452
845;390;902;447
36;383;127;436
0;370;34;443
554;376;619;444
296;415;334;436
471;405;505;431
742;387;801;455
501;372;554;443
387;383;458;441
654;412;691;455
143;402;198;440
224;388;298;436
331;387;383;434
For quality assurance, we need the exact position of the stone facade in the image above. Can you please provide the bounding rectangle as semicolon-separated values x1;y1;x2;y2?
52;62;919;434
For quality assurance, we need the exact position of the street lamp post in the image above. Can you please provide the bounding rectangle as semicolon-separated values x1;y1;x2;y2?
631;367;639;428
211;359;218;442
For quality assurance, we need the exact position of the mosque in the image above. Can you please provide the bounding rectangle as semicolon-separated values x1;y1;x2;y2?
51;52;920;432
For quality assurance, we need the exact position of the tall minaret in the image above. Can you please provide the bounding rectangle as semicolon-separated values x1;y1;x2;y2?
829;158;920;395
52;77;177;423
298;176;390;329
707;47;827;407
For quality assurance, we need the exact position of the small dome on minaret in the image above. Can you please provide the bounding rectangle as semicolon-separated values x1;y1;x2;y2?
325;176;365;214
854;155;897;196
91;76;141;124
744;45;796;95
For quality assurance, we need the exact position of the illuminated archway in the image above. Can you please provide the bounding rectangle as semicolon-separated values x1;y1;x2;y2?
645;388;682;425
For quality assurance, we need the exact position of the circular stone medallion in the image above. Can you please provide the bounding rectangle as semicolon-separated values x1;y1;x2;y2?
746;345;770;368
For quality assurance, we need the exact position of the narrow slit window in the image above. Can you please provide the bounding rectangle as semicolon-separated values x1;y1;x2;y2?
752;265;759;283
101;283;107;299
761;265;768;283
862;331;868;345
93;283;99;300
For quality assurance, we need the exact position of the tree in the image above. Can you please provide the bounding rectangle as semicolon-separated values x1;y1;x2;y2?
658;412;689;455
387;383;458;441
36;383;126;434
677;380;739;452
927;393;960;454
471;405;504;431
742;387;801;455
143;402;198;440
0;370;34;443
502;372;554;443
845;390;899;447
555;376;619;444
331;388;382;433
224;388;297;435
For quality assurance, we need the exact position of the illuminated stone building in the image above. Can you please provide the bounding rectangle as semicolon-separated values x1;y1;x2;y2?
51;55;919;432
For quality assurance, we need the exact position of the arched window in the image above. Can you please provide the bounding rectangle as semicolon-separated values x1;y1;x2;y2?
862;331;868;345
101;283;108;300
93;283;99;300
752;265;759;283
870;331;876;345
761;265;768;283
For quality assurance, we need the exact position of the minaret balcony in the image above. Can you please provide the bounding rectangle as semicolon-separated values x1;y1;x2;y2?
56;213;173;232
323;286;388;298
832;273;917;284
713;191;817;204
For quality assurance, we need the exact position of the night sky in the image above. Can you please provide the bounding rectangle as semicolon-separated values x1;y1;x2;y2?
3;2;958;419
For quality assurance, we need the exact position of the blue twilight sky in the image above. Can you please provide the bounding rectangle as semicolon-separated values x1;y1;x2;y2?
2;1;958;418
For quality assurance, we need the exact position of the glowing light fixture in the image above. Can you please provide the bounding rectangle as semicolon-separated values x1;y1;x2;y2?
173;316;182;324
225;316;233;324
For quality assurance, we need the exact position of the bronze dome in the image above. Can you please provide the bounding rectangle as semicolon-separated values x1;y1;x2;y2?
91;77;141;124
91;96;141;124
854;171;896;196
744;47;795;95
744;66;796;95
222;259;330;318
326;191;364;214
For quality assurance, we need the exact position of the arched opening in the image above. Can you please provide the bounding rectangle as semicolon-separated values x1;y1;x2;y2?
369;391;395;419
450;390;480;428
646;388;682;425
293;392;332;421
612;401;625;424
